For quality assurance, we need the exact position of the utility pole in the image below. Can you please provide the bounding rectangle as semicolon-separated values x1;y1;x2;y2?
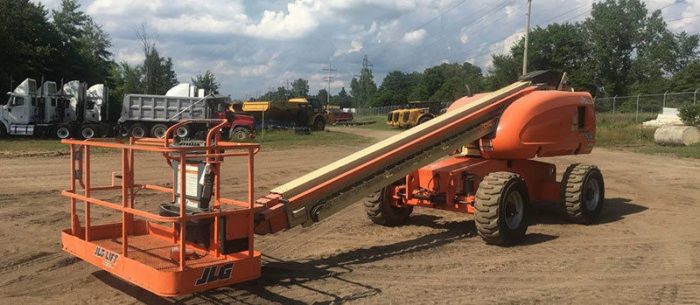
321;63;337;106
522;0;532;75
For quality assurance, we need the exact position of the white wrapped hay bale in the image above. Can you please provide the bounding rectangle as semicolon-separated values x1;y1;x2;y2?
654;126;700;146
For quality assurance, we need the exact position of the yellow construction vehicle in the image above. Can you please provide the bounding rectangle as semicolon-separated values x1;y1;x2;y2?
387;101;442;129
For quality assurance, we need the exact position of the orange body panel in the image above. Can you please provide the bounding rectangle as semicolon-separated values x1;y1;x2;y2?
400;158;559;213
392;89;595;213
448;91;595;159
59;120;263;296
61;221;261;296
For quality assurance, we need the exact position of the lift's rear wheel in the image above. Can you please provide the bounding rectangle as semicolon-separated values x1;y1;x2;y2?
561;164;605;224
150;124;169;139
56;125;73;139
475;172;529;246
364;185;413;226
80;124;98;139
0;124;7;138
130;124;147;138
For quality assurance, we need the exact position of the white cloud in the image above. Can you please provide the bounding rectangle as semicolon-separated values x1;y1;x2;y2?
402;28;427;45
244;0;322;39
459;27;469;44
30;0;700;98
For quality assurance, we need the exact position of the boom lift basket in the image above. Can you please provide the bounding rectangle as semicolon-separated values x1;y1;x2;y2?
60;119;262;296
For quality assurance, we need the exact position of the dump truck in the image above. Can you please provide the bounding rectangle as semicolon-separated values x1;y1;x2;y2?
0;78;111;138
58;70;605;296
387;101;444;129
240;97;330;131
118;86;255;140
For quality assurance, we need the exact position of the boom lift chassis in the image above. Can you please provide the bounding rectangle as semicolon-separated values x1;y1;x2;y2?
60;74;605;296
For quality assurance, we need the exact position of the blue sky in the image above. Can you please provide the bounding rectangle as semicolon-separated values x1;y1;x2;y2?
34;0;699;99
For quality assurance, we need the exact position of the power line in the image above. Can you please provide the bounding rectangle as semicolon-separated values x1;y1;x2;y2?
667;14;700;23
654;1;682;12
321;62;337;104
407;0;514;66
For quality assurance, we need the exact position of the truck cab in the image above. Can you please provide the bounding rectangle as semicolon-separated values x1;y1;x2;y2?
1;79;39;136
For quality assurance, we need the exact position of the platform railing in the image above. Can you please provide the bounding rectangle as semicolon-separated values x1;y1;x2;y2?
61;120;260;271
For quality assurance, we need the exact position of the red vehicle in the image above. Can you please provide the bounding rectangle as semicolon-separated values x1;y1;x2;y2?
330;109;354;124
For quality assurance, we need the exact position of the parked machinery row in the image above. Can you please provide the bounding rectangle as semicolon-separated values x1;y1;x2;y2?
0;79;255;140
0;78;110;138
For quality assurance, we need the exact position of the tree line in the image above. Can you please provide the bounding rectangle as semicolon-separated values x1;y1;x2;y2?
258;0;699;108
4;0;699;113
0;0;218;120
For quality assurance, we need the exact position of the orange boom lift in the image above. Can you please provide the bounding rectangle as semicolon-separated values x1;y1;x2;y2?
60;71;605;296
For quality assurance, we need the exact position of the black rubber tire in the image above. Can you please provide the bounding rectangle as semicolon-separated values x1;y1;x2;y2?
56;124;73;139
417;115;432;125
475;172;530;246
0;124;7;138
118;125;130;137
150;124;169;139
312;118;325;131
229;127;251;141
130;124;147;138
80;124;98;139
176;125;191;138
561;164;605;224
364;186;413;226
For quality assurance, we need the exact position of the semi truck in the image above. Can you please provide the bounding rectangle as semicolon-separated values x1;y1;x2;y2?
0;80;254;140
0;78;110;138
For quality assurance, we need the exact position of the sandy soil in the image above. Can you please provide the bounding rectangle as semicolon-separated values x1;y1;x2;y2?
1;127;700;305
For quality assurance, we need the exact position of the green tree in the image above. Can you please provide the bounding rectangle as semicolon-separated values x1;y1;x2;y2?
137;26;178;94
260;87;290;102
107;62;141;121
350;57;377;107
506;23;594;92
375;70;417;105
191;70;220;94
316;88;329;105
290;78;309;97
0;0;63;93
333;87;352;108
52;0;112;84
670;61;700;92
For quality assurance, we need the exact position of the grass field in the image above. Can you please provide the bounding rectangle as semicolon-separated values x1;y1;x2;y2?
346;115;396;131
0;130;371;158
253;129;371;148
594;113;700;158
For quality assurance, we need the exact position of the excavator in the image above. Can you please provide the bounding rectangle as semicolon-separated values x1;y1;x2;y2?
58;71;604;296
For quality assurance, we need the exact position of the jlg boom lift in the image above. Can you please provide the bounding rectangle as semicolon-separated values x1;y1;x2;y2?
60;71;605;296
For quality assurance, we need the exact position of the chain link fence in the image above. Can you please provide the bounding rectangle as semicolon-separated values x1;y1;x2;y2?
594;90;699;118
352;90;700;122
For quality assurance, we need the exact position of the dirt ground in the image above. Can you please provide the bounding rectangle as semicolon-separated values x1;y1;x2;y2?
1;127;700;305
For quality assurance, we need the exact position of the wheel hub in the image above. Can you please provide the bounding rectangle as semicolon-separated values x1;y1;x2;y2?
583;177;601;211
505;192;524;230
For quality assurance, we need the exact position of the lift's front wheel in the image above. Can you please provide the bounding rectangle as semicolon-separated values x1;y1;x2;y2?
561;164;605;224
364;185;412;226
475;172;529;246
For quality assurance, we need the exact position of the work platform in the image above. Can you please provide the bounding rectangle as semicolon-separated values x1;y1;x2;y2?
60;120;262;296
